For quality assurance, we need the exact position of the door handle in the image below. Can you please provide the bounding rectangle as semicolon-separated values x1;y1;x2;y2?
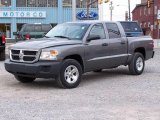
102;43;108;46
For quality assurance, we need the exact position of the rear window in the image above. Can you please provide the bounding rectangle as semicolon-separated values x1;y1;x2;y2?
22;24;51;32
120;22;142;32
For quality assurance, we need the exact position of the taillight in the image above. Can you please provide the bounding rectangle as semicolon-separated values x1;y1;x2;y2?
2;35;6;44
25;34;31;40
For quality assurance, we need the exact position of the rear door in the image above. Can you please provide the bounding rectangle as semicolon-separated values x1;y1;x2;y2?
105;23;128;66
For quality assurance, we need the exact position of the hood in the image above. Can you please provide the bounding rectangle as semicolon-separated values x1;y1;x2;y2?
11;38;82;50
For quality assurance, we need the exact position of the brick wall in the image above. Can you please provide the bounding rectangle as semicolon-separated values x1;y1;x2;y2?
132;1;160;39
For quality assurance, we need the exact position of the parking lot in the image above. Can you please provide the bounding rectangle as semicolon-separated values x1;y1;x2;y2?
0;49;160;120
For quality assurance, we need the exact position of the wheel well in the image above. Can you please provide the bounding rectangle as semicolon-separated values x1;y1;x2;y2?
64;55;84;71
134;47;146;59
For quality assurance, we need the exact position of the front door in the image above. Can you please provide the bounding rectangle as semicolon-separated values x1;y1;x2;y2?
84;23;108;71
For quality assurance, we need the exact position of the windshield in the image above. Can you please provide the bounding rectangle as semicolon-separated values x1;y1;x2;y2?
45;23;90;40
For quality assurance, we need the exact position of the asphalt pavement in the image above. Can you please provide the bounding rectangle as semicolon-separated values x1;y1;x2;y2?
0;49;160;120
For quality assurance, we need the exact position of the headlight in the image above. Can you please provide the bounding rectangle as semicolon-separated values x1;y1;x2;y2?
40;49;58;60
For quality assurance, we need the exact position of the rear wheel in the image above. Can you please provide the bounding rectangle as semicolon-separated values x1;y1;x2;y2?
56;59;82;89
128;52;145;75
0;50;5;61
14;75;36;83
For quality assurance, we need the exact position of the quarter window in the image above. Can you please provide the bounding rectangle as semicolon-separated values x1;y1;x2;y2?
89;24;106;39
106;23;121;39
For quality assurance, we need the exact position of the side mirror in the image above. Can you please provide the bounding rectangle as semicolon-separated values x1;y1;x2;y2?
87;35;101;42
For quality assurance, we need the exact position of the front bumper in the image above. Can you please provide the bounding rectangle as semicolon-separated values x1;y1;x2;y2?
5;59;62;78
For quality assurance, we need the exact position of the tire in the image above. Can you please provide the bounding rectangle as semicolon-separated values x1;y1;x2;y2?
93;69;102;72
14;75;36;83
56;59;82;89
0;50;5;61
128;52;145;75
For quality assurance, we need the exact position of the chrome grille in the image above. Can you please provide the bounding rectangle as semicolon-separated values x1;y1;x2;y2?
10;49;39;63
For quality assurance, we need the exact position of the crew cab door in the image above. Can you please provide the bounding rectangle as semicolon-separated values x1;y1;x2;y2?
84;23;108;71
104;23;128;66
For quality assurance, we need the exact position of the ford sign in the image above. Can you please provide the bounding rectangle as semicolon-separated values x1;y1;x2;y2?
76;11;98;20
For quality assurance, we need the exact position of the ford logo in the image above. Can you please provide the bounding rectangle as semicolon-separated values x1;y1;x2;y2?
76;10;98;20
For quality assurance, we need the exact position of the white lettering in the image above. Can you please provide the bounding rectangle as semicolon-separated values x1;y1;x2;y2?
0;11;46;18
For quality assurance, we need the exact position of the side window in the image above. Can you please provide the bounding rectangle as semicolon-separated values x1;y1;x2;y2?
42;25;52;32
106;23;121;39
24;25;34;32
34;25;42;32
89;24;106;39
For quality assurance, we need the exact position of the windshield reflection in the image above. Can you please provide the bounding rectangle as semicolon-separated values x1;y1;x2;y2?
45;23;90;40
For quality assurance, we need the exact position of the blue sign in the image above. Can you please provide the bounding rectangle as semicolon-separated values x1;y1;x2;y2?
76;11;98;20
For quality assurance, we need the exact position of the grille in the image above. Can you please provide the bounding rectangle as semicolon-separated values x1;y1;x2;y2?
10;49;39;63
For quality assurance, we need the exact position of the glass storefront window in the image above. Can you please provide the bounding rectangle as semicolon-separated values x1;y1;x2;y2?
16;0;57;7
0;0;11;7
63;0;72;7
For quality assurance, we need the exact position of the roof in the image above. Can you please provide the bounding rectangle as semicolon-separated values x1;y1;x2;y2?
132;1;154;13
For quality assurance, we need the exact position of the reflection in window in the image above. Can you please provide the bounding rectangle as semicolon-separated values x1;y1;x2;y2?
16;0;58;7
0;0;11;7
63;0;72;7
89;24;106;39
106;23;121;39
16;0;26;7
76;0;98;8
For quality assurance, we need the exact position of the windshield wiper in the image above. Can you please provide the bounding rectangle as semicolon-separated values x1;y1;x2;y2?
54;36;71;40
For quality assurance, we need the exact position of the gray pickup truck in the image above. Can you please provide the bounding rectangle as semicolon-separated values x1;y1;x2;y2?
5;21;154;88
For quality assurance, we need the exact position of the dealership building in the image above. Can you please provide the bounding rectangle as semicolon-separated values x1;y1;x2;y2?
0;0;98;38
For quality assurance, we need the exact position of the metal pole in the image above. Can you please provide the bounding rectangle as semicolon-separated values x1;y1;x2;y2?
128;0;131;21
87;0;90;20
72;0;76;21
110;1;113;21
87;0;98;20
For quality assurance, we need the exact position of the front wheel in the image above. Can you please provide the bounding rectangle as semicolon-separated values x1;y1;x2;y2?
14;75;36;83
56;59;82;89
128;52;145;75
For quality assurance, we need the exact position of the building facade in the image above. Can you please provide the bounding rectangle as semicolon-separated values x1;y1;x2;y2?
132;0;160;39
0;0;98;38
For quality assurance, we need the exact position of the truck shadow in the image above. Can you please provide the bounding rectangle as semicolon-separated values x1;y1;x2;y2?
81;67;130;86
14;67;130;89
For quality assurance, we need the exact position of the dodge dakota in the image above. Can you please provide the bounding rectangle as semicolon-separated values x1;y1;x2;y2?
5;21;154;88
